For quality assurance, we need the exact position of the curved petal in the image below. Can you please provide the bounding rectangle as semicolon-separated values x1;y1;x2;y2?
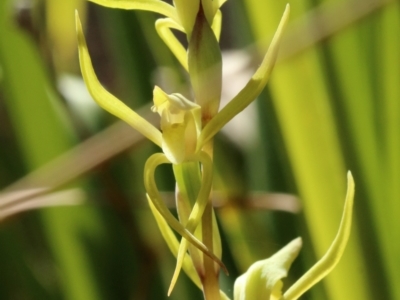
88;0;179;23
155;18;188;70
169;151;214;294
282;172;355;300
197;4;290;150
234;238;302;300
144;153;225;270
148;196;230;300
147;195;202;289
75;12;162;147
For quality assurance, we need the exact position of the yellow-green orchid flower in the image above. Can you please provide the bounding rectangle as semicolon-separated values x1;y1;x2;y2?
75;1;289;176
234;238;303;300
234;172;355;300
87;0;226;70
76;10;227;273
76;2;290;296
151;87;201;164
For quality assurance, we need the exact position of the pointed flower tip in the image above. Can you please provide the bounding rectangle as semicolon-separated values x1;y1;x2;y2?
75;10;80;29
152;85;168;112
345;171;355;207
275;237;303;265
347;170;354;183
167;285;173;297
75;11;84;44
283;4;290;19
291;237;303;249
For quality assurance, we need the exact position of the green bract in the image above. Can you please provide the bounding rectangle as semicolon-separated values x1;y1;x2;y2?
188;5;222;122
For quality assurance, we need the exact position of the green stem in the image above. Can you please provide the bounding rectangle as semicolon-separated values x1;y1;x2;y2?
202;201;220;300
201;141;220;300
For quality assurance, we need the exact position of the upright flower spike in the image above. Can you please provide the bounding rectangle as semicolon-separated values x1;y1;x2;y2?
76;11;224;268
77;2;293;298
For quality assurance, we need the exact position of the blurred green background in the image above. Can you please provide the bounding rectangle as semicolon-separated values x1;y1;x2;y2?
0;0;399;299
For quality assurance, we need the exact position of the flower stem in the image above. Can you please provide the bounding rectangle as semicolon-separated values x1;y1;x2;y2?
201;140;220;300
202;201;220;300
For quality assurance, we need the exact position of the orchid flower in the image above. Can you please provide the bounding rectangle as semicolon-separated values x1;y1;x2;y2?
77;1;355;298
76;1;290;297
234;172;355;300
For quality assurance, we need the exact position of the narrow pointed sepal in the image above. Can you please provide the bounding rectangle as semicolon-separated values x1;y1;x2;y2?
75;11;162;147
168;152;214;294
282;172;355;300
147;195;202;289
144;153;226;274
197;4;290;150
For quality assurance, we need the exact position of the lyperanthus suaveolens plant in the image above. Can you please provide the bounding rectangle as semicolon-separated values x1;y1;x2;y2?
76;1;355;299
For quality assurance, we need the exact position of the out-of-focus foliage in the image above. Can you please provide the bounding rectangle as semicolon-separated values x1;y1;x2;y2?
0;0;398;299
